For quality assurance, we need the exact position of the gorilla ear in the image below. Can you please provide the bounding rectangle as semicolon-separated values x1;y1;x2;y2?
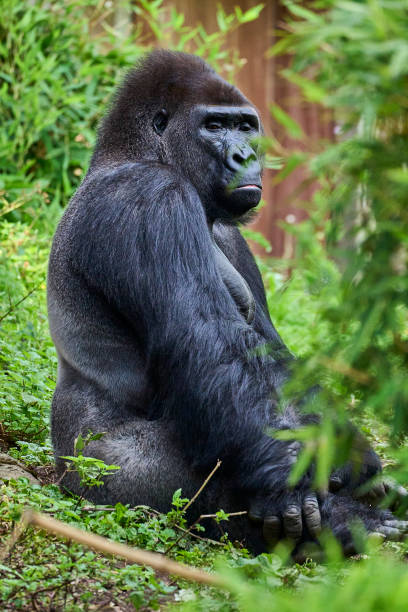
153;109;168;136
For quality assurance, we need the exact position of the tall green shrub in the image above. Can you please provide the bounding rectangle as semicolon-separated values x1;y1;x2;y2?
269;0;408;487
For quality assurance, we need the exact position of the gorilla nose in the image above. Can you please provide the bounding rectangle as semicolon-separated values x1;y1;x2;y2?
226;144;259;174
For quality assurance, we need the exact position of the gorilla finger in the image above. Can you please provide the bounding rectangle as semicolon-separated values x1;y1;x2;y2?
263;515;281;547
329;475;343;492
375;526;404;541
383;520;408;531
302;494;321;538
283;504;302;541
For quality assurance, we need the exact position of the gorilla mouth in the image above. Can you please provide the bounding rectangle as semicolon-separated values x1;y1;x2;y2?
228;182;263;213
235;184;261;190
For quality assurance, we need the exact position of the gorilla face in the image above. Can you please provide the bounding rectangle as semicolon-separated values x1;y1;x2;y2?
163;104;263;222
198;105;262;217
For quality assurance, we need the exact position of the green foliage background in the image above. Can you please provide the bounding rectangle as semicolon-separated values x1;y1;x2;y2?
267;0;408;492
0;0;408;610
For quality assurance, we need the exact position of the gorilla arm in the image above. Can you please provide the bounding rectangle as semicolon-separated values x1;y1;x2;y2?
213;223;391;508
71;163;321;542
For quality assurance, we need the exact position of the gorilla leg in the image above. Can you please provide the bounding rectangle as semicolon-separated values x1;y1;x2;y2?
52;383;408;556
52;382;266;553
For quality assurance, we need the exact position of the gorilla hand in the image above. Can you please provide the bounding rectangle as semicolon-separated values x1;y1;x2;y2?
247;441;321;547
248;489;321;547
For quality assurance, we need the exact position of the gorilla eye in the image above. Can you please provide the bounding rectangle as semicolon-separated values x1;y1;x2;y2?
240;122;252;132
153;110;168;136
205;121;223;131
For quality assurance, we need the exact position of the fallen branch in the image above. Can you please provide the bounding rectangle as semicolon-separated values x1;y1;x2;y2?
1;509;226;589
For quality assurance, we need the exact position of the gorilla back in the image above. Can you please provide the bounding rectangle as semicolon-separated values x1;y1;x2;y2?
49;50;406;554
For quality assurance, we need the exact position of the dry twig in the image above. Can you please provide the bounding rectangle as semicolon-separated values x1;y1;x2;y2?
182;459;222;513
0;286;38;324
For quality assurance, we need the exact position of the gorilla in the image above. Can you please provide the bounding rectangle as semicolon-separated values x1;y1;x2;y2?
48;50;407;555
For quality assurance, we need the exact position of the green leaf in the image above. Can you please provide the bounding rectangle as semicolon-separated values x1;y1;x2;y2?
288;443;315;486
281;70;327;103
241;228;272;252
21;392;38;405
238;4;264;24
286;3;323;23
270;104;304;139
74;434;85;453
389;44;408;78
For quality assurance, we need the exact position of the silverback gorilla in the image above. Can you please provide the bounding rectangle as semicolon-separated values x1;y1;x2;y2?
48;50;407;555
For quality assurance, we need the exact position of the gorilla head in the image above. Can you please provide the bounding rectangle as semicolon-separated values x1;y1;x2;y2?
93;50;263;221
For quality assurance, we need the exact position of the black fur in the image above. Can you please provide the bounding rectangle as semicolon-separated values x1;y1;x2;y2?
48;50;401;554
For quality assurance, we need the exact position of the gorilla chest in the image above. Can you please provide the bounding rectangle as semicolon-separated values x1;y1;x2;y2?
212;240;255;324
